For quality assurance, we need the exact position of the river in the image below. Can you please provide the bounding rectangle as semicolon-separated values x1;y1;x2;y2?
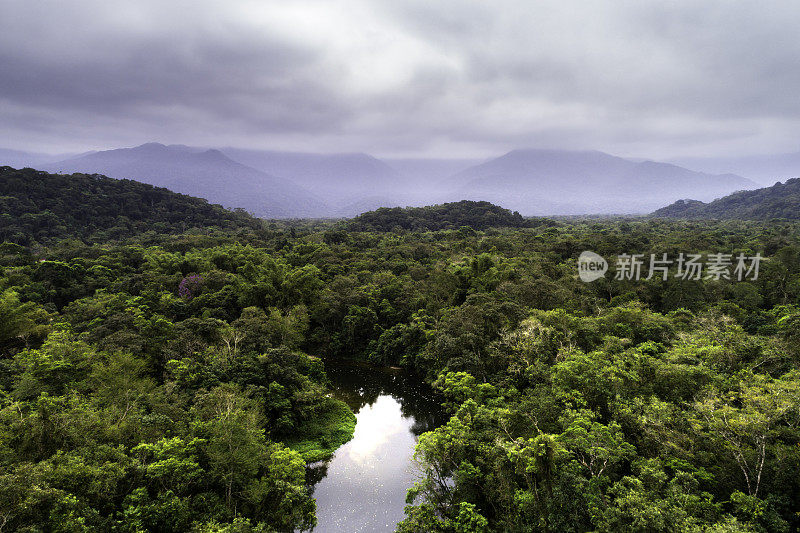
307;359;446;532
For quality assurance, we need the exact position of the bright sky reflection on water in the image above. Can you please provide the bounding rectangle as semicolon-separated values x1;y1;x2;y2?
311;396;417;532
307;360;444;533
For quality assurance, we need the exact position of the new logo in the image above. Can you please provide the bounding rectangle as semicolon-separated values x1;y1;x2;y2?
577;251;608;282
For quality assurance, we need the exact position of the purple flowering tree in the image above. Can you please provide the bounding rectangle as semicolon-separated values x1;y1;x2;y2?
179;274;203;300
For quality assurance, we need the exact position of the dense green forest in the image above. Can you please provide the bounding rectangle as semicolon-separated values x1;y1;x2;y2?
2;171;800;531
346;201;531;232
0;166;261;245
654;178;800;220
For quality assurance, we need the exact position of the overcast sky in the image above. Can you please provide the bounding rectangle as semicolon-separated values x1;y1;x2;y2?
1;0;799;158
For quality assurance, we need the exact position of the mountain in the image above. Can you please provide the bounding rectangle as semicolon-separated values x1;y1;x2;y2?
221;149;493;215
346;200;534;232
221;148;400;207
332;195;403;217
16;143;764;217
381;157;485;184
43;143;328;218
0;148;51;169
652;178;800;219
446;149;757;215
0;148;90;169
0;165;261;244
671;151;800;186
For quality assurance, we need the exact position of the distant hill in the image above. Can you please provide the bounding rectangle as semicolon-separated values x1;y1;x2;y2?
381;157;485;184
0;148;88;169
672;151;800;185
332;195;403;218
221;148;455;216
346;200;532;231
42;143;328;218
447;149;757;215
652;178;800;219
7;143;766;217
222;148;400;204
0;166;261;244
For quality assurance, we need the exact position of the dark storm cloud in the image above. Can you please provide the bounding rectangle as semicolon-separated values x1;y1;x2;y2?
1;0;799;157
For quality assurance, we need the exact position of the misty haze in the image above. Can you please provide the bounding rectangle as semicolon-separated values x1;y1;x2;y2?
3;2;800;533
0;141;765;217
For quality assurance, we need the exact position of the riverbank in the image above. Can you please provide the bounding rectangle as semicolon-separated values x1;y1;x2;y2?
284;396;357;463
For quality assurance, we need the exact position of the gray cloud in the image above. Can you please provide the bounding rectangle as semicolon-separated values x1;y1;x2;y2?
1;0;799;158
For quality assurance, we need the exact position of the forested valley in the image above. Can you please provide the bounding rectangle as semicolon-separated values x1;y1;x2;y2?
1;168;800;532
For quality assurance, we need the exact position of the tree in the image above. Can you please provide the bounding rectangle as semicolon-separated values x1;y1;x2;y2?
193;385;267;509
0;290;49;355
558;409;635;479
692;372;800;497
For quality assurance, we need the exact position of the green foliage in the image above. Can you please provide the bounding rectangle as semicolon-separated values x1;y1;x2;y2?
282;397;357;462
0;289;50;356
0;331;323;531
654;178;800;220
1;202;800;531
0;166;262;245
347;200;534;231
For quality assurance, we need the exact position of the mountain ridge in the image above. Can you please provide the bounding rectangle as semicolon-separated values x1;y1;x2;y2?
220;147;403;213
0;165;261;244
671;150;800;185
41;143;328;218
1;143;766;217
652;177;800;219
447;148;757;215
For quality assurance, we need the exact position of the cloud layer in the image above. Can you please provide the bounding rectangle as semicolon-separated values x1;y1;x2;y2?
2;0;799;157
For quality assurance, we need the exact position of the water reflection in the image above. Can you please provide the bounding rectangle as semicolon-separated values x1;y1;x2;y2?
307;359;446;533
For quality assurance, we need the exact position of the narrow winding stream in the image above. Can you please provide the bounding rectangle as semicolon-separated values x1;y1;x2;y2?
307;360;446;532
